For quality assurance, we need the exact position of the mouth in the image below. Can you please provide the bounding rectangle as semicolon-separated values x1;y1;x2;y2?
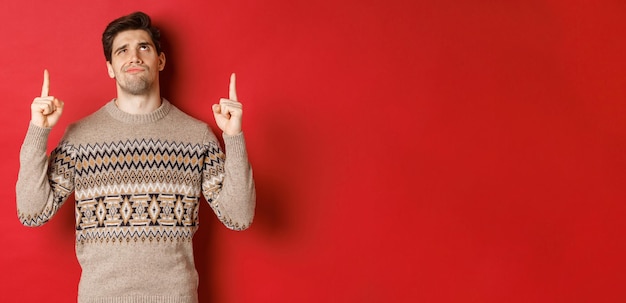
125;66;146;74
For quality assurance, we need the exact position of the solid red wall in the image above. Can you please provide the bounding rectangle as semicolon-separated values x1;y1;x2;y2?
1;1;625;302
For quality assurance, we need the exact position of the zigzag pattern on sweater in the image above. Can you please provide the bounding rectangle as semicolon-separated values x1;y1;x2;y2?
76;225;196;244
26;138;227;242
73;139;223;174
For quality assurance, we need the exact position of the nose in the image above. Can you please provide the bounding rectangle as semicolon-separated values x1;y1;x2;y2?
129;49;143;64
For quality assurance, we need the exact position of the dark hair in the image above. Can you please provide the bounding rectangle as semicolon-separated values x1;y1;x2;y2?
102;11;162;62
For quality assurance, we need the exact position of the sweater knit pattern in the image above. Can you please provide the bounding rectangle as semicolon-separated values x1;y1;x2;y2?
16;99;255;303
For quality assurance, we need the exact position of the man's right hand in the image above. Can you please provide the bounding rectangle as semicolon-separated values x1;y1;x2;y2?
30;69;64;128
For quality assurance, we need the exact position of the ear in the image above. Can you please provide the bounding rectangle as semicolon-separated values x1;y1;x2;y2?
158;52;166;71
106;61;115;78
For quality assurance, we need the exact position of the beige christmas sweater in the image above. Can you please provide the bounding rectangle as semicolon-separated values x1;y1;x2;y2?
16;99;255;303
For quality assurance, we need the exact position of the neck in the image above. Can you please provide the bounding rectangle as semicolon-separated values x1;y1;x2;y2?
115;89;162;115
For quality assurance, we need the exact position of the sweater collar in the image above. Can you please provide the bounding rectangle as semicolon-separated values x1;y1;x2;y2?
105;98;171;124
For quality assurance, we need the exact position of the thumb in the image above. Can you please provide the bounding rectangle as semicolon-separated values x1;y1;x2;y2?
212;104;221;114
54;98;65;110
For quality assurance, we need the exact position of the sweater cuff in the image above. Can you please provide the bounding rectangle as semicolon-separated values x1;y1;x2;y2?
222;132;248;160
23;123;52;152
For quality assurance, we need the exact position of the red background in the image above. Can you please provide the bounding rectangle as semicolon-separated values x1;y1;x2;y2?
1;1;625;302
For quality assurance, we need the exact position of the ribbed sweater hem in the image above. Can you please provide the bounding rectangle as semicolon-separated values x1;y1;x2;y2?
23;123;51;152
79;295;197;303
223;132;248;159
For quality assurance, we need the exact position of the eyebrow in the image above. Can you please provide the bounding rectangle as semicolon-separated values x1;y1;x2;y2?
113;41;153;54
113;44;129;54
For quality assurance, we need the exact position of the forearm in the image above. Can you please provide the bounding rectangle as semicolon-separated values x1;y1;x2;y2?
205;132;256;231
16;123;71;226
221;132;256;229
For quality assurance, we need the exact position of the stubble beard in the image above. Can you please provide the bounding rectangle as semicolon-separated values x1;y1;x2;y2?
119;74;153;95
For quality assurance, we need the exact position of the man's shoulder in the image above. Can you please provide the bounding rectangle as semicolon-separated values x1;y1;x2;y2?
65;102;110;132
167;102;210;129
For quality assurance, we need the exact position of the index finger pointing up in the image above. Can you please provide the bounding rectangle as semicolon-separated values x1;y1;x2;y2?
229;73;238;101
41;69;50;97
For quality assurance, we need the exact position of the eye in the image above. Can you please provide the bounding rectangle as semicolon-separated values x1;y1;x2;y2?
116;49;127;55
140;44;150;51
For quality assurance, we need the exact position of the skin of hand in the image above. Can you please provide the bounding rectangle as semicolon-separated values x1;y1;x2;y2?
212;73;244;136
30;69;64;128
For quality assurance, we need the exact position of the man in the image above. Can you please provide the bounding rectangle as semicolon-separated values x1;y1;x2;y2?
16;11;255;303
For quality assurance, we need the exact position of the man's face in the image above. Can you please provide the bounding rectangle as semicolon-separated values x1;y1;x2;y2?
106;29;165;95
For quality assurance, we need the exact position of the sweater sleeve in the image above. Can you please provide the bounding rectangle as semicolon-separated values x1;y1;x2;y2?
16;123;76;227
201;130;256;231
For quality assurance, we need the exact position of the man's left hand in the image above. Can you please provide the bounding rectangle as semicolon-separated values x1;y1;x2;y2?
213;73;243;136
